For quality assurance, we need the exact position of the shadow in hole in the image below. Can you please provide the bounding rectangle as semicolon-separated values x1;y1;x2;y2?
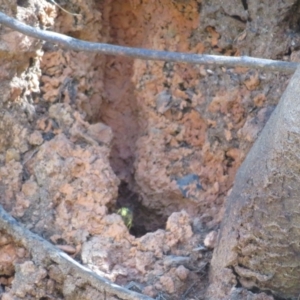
114;181;167;237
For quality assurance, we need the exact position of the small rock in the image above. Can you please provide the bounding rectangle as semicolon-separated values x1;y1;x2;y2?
163;255;190;268
142;285;157;298
87;122;113;145
136;230;166;257
5;148;20;162
0;277;8;285
28;130;43;146
125;281;143;293
243;71;260;90
175;265;189;281
135;251;155;274
160;275;175;293
192;217;203;233
21;180;38;197
2;293;14;300
16;247;26;258
156;90;172;114
204;231;218;249
46;279;55;294
0;236;10;246
176;174;202;199
56;245;76;254
154;282;163;291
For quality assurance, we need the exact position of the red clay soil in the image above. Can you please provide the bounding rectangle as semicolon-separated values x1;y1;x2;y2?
0;0;297;299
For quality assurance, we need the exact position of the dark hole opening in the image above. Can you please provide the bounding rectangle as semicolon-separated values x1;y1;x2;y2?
17;0;30;7
114;181;167;237
241;0;248;11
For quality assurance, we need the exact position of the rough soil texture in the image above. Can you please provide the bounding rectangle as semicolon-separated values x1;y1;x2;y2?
209;66;300;300
0;0;298;299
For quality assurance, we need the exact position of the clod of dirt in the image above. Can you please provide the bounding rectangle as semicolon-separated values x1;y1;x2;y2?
203;230;218;249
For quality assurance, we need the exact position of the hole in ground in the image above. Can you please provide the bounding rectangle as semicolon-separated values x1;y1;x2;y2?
17;0;30;7
115;181;167;237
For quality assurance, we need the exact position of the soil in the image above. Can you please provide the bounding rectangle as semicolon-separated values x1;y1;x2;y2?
0;0;298;299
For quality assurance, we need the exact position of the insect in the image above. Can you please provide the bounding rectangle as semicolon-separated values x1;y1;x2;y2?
117;207;133;229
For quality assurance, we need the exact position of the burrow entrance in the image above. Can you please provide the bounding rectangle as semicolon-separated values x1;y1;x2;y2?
99;0;169;236
114;181;167;237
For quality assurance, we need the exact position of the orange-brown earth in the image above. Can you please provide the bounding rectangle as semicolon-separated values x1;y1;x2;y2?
0;0;297;299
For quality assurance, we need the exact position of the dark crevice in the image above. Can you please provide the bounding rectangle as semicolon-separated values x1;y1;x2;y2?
248;287;287;300
178;82;186;91
196;2;202;13
249;287;261;294
240;0;248;11
17;0;30;7
221;6;248;23
283;0;300;33
231;265;288;300
284;47;292;56
114;181;167;237
22;167;30;182
225;155;235;168
229;266;242;288
230;15;247;24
